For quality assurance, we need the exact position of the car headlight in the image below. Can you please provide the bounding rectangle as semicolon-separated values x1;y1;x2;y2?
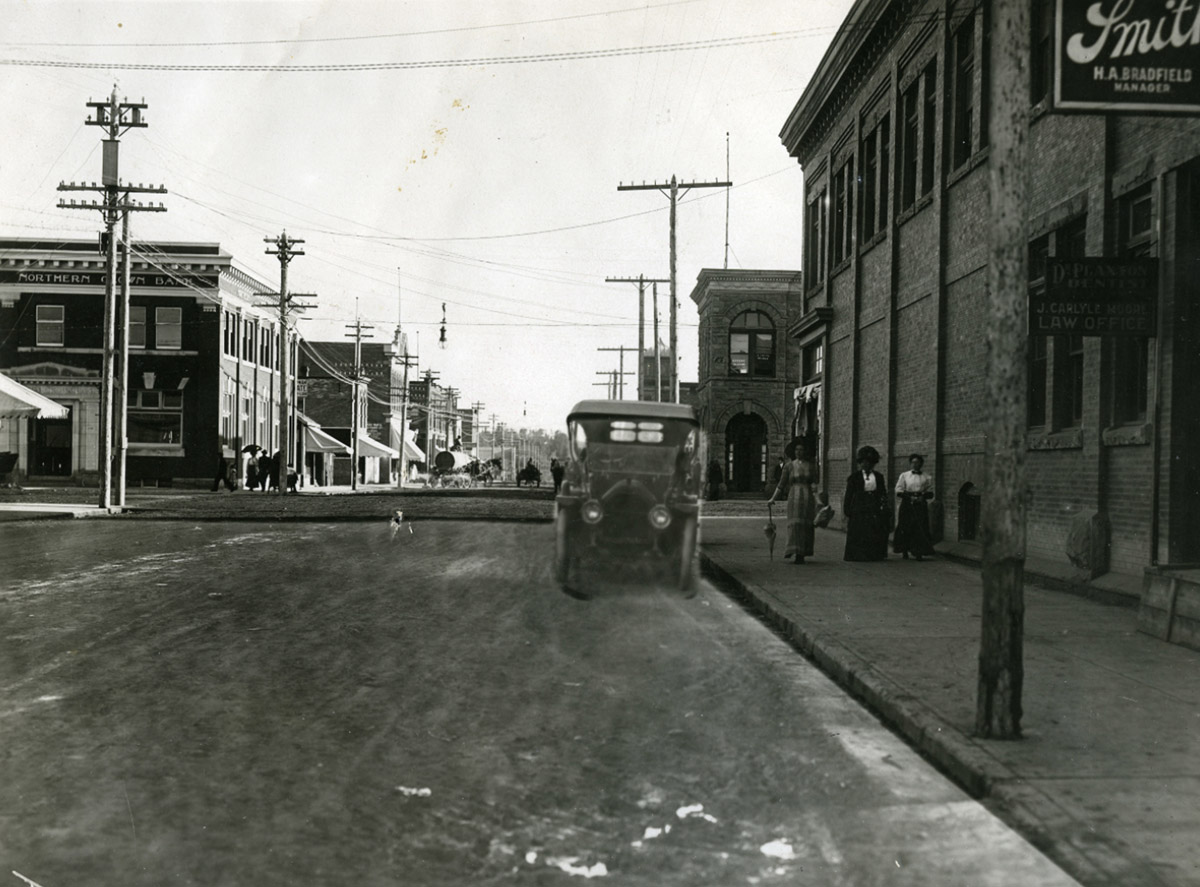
581;500;604;524
648;505;672;529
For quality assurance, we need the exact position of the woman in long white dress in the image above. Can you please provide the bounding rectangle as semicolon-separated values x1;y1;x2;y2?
766;439;818;564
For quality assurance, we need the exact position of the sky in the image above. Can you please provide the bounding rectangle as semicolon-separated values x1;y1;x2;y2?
0;0;853;434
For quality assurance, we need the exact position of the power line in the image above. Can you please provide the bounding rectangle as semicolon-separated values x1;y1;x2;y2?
8;1;703;49
1;29;821;73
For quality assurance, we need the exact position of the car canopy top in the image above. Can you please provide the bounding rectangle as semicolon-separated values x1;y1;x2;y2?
567;399;697;426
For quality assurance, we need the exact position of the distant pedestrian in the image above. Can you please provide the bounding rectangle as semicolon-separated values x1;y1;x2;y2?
706;459;723;501
286;462;299;493
257;451;275;492
893;454;935;560
268;450;283;492
766;438;818;564
245;451;260;491
211;447;235;492
843;445;889;561
550;458;565;494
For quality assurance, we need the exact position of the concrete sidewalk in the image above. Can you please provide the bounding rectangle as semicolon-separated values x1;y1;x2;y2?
698;517;1200;887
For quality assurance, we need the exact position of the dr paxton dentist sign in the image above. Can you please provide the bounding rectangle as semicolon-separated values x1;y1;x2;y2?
1056;0;1200;112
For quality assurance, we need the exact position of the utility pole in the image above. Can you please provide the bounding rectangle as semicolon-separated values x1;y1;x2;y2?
653;282;662;402
394;349;418;487
977;0;1029;740
596;369;632;399
606;275;668;400
57;86;165;510
471;401;486;457
618;174;731;402
263;231;308;495
488;413;498;462
345;312;374;491
597;346;636;400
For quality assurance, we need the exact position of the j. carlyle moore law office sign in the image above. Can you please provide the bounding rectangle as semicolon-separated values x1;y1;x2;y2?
1031;258;1158;336
1056;0;1200;112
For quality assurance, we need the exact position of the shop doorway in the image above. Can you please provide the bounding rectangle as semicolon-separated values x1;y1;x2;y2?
31;407;72;476
725;412;767;494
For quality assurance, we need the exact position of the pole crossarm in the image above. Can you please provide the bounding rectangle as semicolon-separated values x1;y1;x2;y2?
618;176;731;403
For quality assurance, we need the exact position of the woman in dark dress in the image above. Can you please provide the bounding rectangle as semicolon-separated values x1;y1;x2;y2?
843;445;890;561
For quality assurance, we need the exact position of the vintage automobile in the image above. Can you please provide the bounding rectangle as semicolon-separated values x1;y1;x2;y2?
555;399;701;598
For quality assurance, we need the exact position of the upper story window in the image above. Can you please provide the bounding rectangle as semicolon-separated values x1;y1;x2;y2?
832;156;854;266
950;17;976;170
223;310;237;356
156;307;182;350
802;342;824;383
861;114;890;240
36;304;64;346
243;319;255;362
899;62;938;212
130;306;146;348
805;187;827;289
729;310;776;377
260;324;271;366
1108;183;1153;425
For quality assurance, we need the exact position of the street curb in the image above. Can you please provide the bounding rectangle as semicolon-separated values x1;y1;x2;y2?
112;511;555;523
698;550;1008;798
698;548;1167;887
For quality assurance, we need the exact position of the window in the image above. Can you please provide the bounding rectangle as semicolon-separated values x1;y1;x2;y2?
862;115;889;239
951;18;975;170
1028;218;1088;429
899;80;920;211
223;311;236;356
222;380;234;443
1108;184;1154;424
127;389;183;445
805;188;827;287
899;64;938;211
832;157;854;266
802;342;824;382
243;320;255;362
1031;0;1054;104
36;305;64;346
1054;333;1085;428
921;64;937;193
729;310;776;377
129;306;146;349
155;307;181;349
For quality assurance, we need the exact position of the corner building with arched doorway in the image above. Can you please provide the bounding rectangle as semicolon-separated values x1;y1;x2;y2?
689;269;804;497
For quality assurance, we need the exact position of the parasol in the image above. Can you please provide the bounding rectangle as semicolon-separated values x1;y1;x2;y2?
764;502;777;560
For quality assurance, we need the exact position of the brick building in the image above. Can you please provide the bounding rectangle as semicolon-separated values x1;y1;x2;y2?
779;0;1200;577
689;269;804;495
297;337;409;484
0;238;289;487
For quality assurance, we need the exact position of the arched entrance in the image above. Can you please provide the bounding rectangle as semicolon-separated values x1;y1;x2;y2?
725;412;768;494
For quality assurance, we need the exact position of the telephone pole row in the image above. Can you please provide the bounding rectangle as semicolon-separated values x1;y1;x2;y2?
605;275;668;401
344;311;375;491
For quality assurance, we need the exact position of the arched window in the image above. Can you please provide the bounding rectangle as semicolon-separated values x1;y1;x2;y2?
729;310;776;377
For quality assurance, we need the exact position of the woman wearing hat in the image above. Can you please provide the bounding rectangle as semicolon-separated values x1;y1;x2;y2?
766;438;819;564
843;445;890;561
893;453;935;560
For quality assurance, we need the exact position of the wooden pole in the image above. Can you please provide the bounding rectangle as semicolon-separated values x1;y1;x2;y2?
977;0;1029;740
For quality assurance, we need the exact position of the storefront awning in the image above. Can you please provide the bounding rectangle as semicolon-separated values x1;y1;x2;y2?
0;373;69;420
356;435;399;460
303;423;351;454
388;416;425;463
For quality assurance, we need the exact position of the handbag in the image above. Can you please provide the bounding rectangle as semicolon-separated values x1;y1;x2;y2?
814;505;834;528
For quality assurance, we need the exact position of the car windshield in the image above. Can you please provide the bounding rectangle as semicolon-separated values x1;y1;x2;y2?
585;442;680;475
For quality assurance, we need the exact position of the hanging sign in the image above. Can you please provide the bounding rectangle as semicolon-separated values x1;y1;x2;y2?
1031;258;1158;336
1055;0;1200;113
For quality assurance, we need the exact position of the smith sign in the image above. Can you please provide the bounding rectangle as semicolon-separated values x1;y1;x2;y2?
1056;0;1200;112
